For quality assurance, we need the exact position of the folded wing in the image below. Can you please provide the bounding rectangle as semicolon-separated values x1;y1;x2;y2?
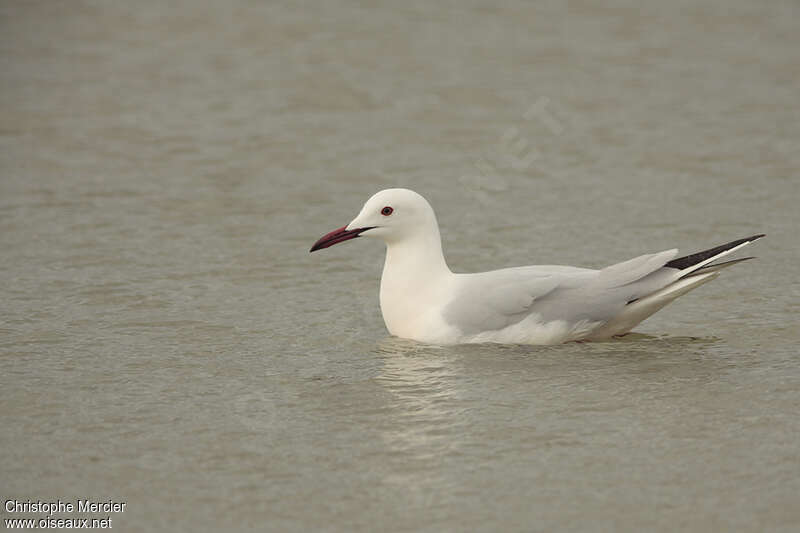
442;235;763;340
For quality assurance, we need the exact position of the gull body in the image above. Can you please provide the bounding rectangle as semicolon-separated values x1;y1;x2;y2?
310;188;763;345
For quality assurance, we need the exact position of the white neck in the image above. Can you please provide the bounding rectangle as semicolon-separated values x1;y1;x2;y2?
383;228;450;279
379;226;452;336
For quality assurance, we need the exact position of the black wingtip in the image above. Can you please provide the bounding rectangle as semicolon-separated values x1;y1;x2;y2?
665;234;765;271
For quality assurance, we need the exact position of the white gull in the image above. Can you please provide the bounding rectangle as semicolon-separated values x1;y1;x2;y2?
310;188;763;345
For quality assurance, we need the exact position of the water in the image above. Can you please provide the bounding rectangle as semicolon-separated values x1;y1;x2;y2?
2;1;799;531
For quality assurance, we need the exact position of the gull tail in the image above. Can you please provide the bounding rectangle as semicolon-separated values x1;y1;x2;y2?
685;256;755;276
587;271;721;339
587;234;764;340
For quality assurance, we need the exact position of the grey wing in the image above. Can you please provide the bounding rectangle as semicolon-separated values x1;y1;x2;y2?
529;249;680;323
442;249;681;334
442;265;597;334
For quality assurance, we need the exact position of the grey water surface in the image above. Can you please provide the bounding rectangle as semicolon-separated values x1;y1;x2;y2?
2;1;799;532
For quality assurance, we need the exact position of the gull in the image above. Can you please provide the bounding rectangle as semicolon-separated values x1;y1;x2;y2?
310;188;763;345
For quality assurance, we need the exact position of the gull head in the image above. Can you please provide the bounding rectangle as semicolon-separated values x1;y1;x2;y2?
310;188;438;252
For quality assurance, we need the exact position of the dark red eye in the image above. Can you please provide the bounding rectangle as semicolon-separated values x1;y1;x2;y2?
381;206;393;216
